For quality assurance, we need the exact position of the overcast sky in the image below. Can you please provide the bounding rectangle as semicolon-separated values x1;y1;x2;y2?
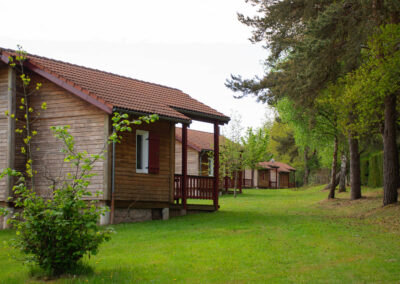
1;0;273;134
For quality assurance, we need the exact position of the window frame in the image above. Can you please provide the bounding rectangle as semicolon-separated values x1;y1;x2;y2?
136;130;149;174
208;156;214;177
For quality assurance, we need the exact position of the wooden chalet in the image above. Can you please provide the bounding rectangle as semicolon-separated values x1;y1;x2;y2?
0;48;229;228
250;160;296;189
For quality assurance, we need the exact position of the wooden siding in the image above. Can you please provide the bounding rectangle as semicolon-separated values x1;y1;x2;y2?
175;140;199;176
115;120;174;203
257;169;270;188
0;65;8;201
14;71;108;199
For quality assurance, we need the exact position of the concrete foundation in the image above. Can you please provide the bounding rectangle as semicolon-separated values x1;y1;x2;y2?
162;208;169;220
99;206;111;225
114;208;152;224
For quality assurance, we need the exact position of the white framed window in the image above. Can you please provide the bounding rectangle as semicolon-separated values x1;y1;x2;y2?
136;130;149;173
208;157;214;177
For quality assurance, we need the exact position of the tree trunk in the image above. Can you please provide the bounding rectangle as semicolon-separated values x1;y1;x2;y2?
328;136;338;199
338;152;347;192
303;146;310;185
251;168;254;188
234;171;238;198
324;172;340;190
383;94;399;206
349;136;362;200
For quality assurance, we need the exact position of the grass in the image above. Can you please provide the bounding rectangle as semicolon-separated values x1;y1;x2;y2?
1;186;400;283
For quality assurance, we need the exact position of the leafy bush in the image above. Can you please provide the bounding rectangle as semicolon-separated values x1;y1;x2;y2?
2;126;113;275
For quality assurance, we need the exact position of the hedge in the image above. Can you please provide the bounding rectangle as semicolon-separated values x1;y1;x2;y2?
360;157;369;186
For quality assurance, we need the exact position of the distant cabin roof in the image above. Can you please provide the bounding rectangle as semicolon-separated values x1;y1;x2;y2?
0;48;230;124
258;161;296;173
175;127;225;152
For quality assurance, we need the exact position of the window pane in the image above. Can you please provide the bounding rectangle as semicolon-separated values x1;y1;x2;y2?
137;134;143;169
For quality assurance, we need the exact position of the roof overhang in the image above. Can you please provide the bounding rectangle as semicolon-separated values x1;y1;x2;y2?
171;107;230;125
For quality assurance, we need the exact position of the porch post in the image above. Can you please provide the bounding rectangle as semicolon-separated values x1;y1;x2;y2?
293;171;296;188
213;122;220;210
182;124;188;210
276;168;278;189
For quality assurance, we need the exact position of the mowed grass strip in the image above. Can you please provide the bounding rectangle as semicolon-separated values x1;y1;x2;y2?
0;186;399;283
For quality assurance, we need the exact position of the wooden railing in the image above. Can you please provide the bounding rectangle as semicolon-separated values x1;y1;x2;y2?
174;174;214;200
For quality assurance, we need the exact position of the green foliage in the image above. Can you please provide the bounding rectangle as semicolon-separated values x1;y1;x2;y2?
242;127;272;170
360;157;369;186
1;126;114;276
268;119;299;164
360;152;384;188
368;152;384;188
333;24;400;136
220;111;244;192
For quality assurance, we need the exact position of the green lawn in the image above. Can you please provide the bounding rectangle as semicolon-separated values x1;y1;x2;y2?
1;186;400;283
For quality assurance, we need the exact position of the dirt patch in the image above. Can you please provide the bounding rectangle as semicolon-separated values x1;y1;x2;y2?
317;189;400;232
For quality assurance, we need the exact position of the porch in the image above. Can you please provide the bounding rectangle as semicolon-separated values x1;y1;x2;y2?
173;119;224;211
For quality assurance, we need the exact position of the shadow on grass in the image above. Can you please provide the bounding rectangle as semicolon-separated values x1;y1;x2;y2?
28;261;94;281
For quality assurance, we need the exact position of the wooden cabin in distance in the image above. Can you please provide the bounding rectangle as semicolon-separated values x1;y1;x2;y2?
249;159;296;189
0;47;229;229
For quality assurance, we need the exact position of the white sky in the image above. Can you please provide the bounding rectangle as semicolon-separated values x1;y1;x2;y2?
1;0;273;134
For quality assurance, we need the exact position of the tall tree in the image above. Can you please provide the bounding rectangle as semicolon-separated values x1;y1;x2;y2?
339;24;400;205
276;97;339;195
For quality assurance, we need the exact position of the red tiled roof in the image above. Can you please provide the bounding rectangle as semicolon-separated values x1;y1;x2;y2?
0;48;229;124
258;161;296;173
175;127;225;152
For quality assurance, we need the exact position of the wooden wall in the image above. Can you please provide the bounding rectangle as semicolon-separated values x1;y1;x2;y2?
257;169;270;188
0;65;8;201
279;173;289;188
13;71;108;200
175;141;199;176
115;120;174;203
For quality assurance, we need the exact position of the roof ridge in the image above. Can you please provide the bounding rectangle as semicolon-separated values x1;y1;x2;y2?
0;46;183;93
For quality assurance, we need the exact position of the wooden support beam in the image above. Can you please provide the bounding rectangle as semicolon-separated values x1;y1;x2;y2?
276;168;278;189
6;67;16;201
213;122;220;210
182;124;188;210
293;171;296;188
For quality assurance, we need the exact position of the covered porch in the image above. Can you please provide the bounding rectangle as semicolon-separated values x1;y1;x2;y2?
172;114;228;211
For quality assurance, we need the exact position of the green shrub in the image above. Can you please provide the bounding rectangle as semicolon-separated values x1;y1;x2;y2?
2;126;113;275
360;157;369;186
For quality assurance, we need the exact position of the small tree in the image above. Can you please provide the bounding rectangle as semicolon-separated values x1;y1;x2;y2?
242;127;271;187
220;111;244;197
0;46;158;275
